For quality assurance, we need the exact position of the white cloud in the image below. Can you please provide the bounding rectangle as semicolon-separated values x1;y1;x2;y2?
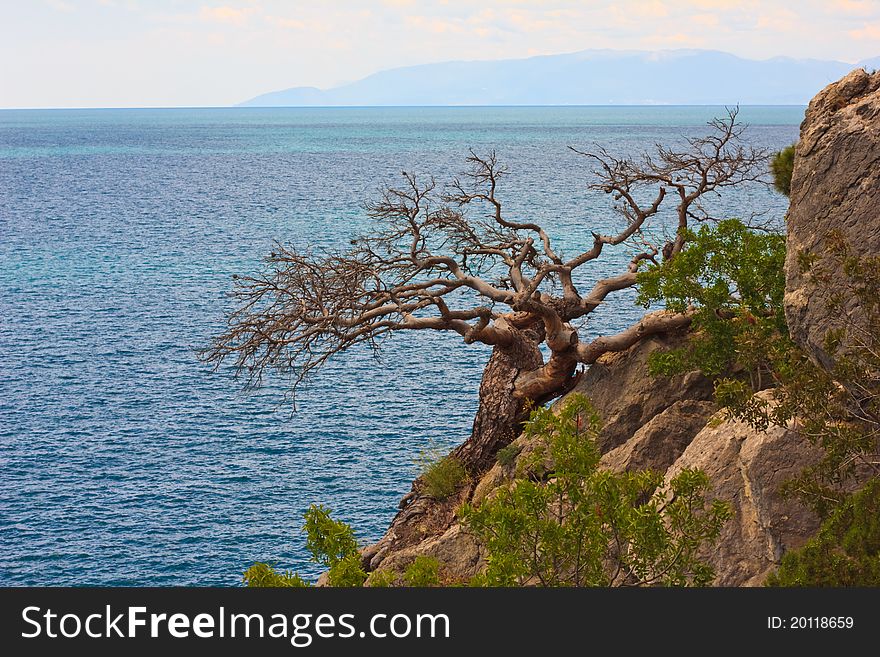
45;0;75;11
198;5;256;25
850;22;880;38
828;0;879;16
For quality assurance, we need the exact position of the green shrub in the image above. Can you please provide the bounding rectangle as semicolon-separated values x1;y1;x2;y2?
705;233;880;517
367;569;397;587
303;504;359;567
459;394;731;587
418;450;467;500
640;218;880;578
302;504;367;586
327;552;369;587
242;562;310;588
243;504;366;587
403;556;442;587
767;479;880;586
770;144;796;196
495;442;522;467
636;218;788;384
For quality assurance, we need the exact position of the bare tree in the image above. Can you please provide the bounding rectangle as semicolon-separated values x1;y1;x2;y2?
205;109;766;473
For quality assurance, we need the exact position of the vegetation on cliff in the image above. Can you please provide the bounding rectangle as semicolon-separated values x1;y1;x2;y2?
770;144;795;196
636;217;787;384
459;394;731;586
638;143;880;583
767;478;880;586
245;396;729;587
243;504;366;587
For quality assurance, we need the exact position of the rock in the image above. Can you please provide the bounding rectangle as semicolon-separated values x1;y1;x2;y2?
661;392;824;586
570;330;716;452
600;400;716;473
785;67;880;370
365;484;470;572
367;524;483;585
471;463;507;506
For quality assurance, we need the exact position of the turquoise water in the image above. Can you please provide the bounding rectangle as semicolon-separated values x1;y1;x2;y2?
0;106;801;585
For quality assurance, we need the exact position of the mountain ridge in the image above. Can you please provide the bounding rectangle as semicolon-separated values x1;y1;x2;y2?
239;48;876;107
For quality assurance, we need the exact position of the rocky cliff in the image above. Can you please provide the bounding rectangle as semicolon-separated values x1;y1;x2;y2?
362;67;880;586
784;68;880;370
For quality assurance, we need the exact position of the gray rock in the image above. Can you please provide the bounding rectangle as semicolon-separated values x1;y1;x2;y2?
571;330;716;452
661;392;823;586
785;68;880;370
366;524;483;585
600;400;717;473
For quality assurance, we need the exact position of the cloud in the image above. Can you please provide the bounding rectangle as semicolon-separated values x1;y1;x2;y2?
45;0;74;11
849;22;880;38
754;7;799;31
690;13;720;27
265;16;309;30
404;15;467;34
199;5;256;25
637;1;670;18
686;0;744;8
829;0;879;16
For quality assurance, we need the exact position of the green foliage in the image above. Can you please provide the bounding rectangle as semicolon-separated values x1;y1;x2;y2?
770;144;796;196
767;479;880;586
715;233;880;517
242;562;310;588
642;222;879;518
636;218;788;383
326;553;368;587
403;556;442;587
302;504;359;567
243;504;366;587
495;442;522;467
459;395;731;587
302;504;367;586
367;569;397;587
418;449;468;500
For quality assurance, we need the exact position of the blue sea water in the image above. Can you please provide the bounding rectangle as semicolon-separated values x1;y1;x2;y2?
0;106;800;585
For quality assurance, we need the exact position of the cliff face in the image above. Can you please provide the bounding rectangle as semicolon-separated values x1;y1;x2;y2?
660;395;823;586
363;67;880;586
784;68;880;370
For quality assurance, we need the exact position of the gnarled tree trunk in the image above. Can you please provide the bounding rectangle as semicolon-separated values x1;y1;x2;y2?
362;330;583;570
453;336;544;473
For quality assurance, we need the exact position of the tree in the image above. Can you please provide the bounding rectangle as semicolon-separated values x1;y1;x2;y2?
766;478;880;586
714;232;880;517
636;218;788;386
770;144;795;196
204;109;766;474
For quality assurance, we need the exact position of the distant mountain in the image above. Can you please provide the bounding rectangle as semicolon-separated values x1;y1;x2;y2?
239;49;876;107
859;56;880;71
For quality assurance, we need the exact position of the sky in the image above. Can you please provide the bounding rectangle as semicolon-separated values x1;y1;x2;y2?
1;0;879;108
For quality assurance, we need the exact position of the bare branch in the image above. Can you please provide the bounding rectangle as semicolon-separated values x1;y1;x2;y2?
205;112;761;409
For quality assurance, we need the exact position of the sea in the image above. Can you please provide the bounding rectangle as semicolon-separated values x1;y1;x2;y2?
0;106;801;585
